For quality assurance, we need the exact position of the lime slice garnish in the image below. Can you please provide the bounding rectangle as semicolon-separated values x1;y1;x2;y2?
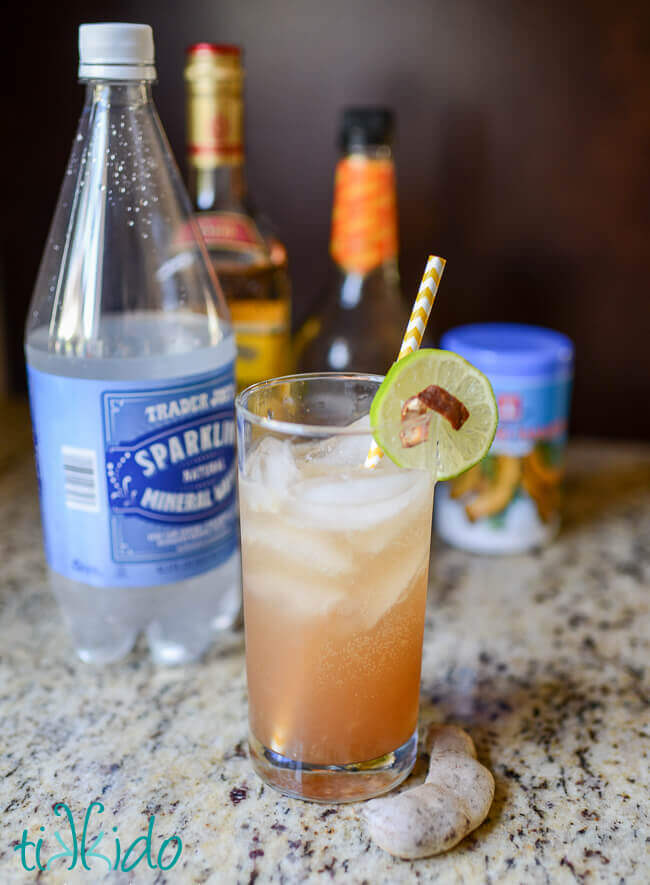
369;349;498;480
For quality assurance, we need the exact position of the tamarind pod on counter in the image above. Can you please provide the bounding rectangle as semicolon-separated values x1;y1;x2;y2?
364;783;473;859
425;723;477;758
363;724;495;860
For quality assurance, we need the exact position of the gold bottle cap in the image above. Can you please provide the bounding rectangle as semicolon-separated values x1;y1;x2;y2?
185;43;244;168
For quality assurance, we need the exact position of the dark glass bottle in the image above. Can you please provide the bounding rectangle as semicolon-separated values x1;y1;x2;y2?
297;108;410;374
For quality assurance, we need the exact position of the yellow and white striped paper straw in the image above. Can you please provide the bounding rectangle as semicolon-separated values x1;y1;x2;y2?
364;254;446;468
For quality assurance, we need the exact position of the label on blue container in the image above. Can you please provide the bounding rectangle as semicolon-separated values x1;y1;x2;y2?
27;363;238;587
435;369;573;553
490;371;572;457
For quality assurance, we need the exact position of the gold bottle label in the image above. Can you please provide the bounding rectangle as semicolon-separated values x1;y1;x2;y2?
198;216;292;388
185;45;292;387
229;298;292;390
197;212;267;262
330;155;398;274
185;46;243;168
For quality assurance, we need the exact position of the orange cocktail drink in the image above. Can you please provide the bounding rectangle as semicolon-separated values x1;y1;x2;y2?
236;373;434;802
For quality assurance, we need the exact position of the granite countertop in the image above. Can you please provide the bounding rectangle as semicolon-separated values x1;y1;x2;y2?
1;404;649;883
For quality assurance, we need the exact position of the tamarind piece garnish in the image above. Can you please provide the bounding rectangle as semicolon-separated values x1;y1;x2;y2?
400;386;470;448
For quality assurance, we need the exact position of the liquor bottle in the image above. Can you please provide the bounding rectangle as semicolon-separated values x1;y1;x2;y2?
25;23;241;665
184;43;291;390
297;107;411;373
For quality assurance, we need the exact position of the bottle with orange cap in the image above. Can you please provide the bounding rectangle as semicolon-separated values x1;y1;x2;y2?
184;43;292;391
296;107;411;374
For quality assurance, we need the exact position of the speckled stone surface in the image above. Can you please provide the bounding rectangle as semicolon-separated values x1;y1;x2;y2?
1;409;649;883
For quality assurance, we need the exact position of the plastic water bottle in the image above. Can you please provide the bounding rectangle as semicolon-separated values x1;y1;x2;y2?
25;23;241;664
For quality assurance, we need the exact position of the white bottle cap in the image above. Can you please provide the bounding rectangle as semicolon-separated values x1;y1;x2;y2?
78;23;156;81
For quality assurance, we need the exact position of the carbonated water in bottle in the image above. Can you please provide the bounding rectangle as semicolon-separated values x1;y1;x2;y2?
25;23;241;664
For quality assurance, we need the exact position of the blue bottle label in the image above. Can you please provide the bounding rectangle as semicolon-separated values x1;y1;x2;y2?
435;369;573;553
27;363;238;587
490;371;572;456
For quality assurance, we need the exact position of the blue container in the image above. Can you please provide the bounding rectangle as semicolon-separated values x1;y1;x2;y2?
435;323;574;554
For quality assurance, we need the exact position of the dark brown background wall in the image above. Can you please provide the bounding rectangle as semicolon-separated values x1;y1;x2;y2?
4;0;650;438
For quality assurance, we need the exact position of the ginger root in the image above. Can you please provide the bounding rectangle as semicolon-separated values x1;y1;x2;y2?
363;724;494;859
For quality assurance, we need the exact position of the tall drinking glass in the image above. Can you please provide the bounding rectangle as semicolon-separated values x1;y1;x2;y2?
236;373;434;802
